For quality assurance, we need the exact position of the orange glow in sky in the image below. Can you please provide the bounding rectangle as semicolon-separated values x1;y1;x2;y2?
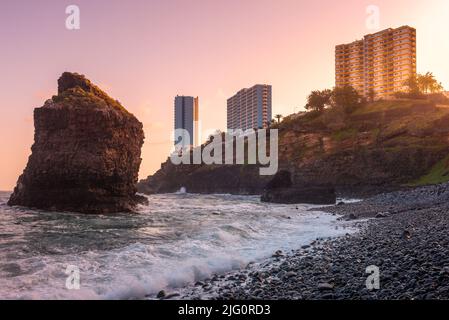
1;0;449;190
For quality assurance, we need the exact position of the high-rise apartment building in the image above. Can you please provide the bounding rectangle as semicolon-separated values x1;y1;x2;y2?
227;84;272;130
174;96;199;149
336;26;416;99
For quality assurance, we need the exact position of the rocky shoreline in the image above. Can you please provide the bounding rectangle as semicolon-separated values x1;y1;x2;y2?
158;183;449;300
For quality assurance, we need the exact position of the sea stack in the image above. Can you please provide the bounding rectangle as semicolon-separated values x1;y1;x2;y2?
8;72;146;214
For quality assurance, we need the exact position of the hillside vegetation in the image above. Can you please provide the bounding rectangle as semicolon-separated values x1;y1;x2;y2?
276;99;449;189
139;98;449;196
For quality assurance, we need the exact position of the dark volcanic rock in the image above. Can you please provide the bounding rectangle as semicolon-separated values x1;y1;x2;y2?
8;72;146;214
264;170;293;189
261;185;336;205
261;171;336;204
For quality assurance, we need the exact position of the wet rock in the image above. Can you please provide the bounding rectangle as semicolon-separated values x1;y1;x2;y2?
321;293;334;299
164;293;180;300
318;283;334;291
262;185;337;205
376;212;388;218
272;250;284;258
253;289;263;296
402;230;412;240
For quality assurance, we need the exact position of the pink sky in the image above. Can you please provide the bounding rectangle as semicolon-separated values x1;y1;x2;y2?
1;0;449;190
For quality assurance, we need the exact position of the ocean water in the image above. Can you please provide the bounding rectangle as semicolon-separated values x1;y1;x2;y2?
0;191;355;300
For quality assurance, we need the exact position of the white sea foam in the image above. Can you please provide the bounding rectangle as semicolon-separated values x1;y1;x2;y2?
0;192;356;299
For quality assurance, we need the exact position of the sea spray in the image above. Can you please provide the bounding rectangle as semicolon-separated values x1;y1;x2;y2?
0;192;356;299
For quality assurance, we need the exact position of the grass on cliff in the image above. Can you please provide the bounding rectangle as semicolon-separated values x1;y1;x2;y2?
286;99;449;138
331;128;358;141
409;154;449;186
352;99;425;115
53;85;130;114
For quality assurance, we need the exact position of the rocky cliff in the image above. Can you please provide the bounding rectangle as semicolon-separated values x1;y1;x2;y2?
8;72;146;214
138;162;270;195
138;99;449;200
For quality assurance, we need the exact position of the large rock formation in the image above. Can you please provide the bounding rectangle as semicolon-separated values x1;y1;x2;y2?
8;72;146;214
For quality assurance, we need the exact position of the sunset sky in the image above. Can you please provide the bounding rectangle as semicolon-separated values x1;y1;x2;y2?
1;0;449;190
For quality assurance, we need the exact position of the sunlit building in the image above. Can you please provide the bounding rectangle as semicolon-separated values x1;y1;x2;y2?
336;26;417;99
227;84;272;130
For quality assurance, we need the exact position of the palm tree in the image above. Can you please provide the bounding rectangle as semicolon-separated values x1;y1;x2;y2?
431;81;444;93
417;72;443;94
275;114;283;123
305;89;333;111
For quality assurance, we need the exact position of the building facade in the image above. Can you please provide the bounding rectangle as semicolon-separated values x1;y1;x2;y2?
227;84;272;130
336;25;416;99
174;96;199;149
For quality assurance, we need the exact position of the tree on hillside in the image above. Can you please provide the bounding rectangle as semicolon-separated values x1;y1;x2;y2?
403;75;421;95
305;89;333;112
331;85;362;114
275;114;283;123
403;72;444;95
417;72;444;94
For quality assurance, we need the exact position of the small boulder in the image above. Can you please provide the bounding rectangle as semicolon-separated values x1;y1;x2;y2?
318;283;334;291
157;290;166;299
401;229;412;240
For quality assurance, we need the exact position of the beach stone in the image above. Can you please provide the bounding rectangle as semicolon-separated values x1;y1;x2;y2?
318;283;334;291
164;293;180;300
321;293;334;299
402;230;412;240
262;184;337;205
157;290;166;299
272;250;284;257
